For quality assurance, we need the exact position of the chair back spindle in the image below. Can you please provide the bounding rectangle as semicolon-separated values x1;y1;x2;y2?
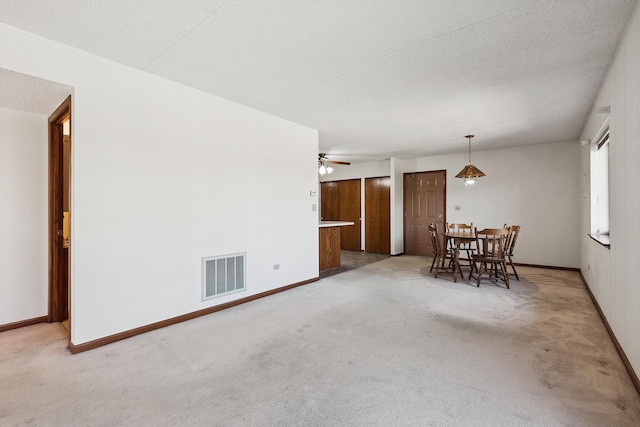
428;223;444;255
445;223;475;267
428;223;460;279
469;227;510;288
503;224;521;280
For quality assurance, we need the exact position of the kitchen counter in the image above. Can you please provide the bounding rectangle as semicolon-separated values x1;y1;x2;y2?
319;221;355;228
318;221;355;271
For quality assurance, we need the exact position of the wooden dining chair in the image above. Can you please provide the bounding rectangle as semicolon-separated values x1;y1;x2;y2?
468;227;510;288
446;223;475;267
428;223;459;278
504;224;521;281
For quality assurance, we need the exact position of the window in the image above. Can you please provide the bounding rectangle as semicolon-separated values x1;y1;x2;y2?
590;126;610;247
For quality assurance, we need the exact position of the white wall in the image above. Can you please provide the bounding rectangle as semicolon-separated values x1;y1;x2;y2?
318;143;581;267
580;5;640;377
401;142;581;268
390;158;404;255
0;107;48;325
0;23;319;345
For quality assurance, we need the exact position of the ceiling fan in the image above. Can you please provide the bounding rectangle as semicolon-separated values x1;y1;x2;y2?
318;153;350;175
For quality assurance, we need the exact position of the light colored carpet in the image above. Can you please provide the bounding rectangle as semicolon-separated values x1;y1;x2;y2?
1;256;639;426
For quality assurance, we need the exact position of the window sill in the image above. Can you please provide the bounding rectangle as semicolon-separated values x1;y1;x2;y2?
589;233;610;249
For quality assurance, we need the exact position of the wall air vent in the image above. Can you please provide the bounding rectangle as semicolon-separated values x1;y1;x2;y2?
202;253;246;300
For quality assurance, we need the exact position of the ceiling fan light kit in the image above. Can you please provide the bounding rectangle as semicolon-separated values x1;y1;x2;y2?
455;135;485;186
318;153;349;175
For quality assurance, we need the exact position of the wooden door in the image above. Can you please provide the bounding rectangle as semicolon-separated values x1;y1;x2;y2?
338;179;361;251
48;96;71;324
404;171;446;256
321;180;362;250
365;177;391;254
320;181;339;220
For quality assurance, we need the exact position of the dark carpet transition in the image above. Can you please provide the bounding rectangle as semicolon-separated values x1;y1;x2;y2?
320;250;390;278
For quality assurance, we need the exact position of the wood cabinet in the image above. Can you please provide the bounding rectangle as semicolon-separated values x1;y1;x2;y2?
318;221;354;271
319;226;341;271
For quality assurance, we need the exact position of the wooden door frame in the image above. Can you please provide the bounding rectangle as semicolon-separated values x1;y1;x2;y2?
48;96;71;326
402;170;447;253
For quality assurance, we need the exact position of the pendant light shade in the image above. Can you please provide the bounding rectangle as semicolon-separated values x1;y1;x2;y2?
455;135;485;185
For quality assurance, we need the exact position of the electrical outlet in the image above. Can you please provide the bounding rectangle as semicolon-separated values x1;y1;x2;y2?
312;204;317;212
273;264;280;270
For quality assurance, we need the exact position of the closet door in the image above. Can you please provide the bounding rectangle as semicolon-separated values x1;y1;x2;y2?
320;181;339;221
365;177;390;254
338;179;361;251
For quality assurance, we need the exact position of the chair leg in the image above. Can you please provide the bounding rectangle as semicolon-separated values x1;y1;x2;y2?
493;261;501;281
430;255;436;273
508;255;519;280
446;255;458;282
501;261;510;289
476;262;483;287
433;254;440;278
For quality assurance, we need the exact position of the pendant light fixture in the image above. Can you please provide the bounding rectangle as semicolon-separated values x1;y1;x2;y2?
455;134;485;186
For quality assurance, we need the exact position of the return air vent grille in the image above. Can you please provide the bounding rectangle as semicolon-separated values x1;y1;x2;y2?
202;253;246;300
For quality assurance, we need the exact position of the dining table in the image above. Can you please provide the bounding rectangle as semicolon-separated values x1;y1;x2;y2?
442;229;476;282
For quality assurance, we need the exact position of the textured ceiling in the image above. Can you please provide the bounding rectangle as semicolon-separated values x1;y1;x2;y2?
0;0;636;161
0;68;72;115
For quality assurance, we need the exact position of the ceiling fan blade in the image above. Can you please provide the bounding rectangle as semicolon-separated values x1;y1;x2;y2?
328;160;350;165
